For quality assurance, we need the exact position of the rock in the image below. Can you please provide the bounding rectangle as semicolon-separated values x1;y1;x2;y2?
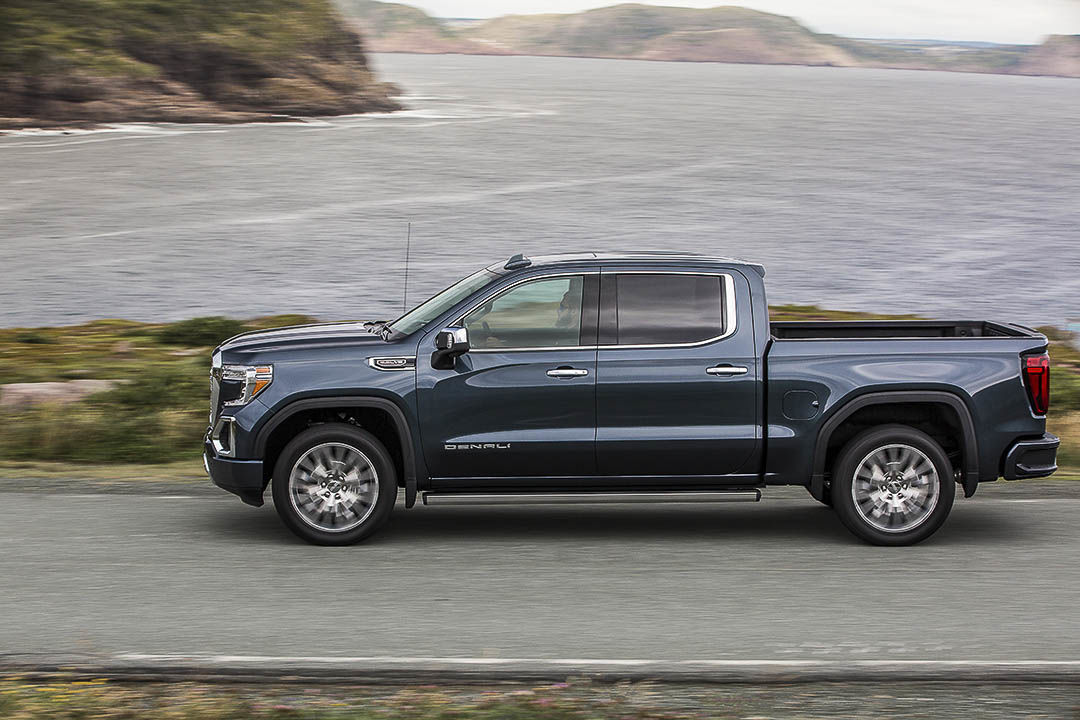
112;340;135;356
0;380;121;410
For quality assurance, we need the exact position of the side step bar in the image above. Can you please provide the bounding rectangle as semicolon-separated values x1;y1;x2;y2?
421;490;761;506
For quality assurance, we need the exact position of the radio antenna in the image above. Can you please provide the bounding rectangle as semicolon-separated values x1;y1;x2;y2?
402;222;412;315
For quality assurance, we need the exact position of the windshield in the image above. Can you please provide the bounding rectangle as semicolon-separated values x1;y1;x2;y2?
387;269;498;337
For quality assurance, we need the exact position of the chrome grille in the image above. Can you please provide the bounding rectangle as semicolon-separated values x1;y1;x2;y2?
209;367;222;424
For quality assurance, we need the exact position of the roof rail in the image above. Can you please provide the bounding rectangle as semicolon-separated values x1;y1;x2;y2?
504;253;532;270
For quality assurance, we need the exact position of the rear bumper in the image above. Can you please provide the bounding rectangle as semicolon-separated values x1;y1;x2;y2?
1002;433;1059;480
204;440;265;507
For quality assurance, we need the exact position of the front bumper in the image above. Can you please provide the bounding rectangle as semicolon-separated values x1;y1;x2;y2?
1002;433;1059;480
204;438;265;507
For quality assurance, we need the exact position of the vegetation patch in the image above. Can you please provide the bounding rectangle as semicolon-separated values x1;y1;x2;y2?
156;317;250;349
0;315;312;464
0;680;737;720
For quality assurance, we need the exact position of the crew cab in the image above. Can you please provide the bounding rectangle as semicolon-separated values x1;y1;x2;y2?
204;253;1059;545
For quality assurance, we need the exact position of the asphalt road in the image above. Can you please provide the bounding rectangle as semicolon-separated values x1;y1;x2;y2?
2;483;1079;677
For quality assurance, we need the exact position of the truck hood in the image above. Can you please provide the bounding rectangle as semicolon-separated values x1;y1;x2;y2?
216;322;387;356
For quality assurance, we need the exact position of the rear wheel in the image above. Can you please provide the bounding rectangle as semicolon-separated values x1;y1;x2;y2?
832;425;954;546
271;423;396;545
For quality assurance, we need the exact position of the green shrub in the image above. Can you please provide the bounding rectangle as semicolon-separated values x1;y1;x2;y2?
1051;367;1080;413
99;360;207;410
13;330;54;344
1049;413;1079;470
0;403;205;463
157;316;248;348
250;314;319;329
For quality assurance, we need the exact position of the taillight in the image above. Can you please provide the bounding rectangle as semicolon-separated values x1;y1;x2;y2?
1023;354;1050;415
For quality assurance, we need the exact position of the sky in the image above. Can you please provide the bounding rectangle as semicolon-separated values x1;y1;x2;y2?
411;0;1080;45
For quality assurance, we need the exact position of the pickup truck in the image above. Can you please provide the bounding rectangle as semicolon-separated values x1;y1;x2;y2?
204;252;1059;546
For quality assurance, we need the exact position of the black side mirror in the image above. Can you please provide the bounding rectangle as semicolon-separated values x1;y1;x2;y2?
431;327;470;369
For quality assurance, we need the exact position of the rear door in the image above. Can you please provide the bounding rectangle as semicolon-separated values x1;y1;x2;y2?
595;268;760;481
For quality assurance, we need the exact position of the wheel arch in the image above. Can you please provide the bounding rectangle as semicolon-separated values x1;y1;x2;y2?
254;396;423;508
810;390;979;501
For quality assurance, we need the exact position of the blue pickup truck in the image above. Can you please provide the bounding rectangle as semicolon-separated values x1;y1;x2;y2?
205;253;1059;546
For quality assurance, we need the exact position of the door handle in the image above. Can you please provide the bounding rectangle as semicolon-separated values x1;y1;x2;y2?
547;367;589;378
707;365;748;376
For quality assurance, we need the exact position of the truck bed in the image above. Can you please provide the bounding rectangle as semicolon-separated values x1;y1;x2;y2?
770;320;1037;340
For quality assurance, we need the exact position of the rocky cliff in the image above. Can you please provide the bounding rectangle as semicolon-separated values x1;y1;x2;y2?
0;0;401;129
1017;35;1080;77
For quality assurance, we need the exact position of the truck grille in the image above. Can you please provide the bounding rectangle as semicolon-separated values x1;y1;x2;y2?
209;367;222;424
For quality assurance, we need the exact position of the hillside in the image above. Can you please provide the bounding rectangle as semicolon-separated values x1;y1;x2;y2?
335;0;491;53
333;0;1079;78
0;0;400;129
462;4;856;65
1017;34;1080;76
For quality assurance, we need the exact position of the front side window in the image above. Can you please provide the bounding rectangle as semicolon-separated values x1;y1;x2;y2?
463;276;584;349
615;273;725;345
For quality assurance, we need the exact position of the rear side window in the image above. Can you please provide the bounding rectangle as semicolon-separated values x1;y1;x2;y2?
614;274;725;345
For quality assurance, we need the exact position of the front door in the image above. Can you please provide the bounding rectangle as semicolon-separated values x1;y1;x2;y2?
417;272;599;483
595;270;760;481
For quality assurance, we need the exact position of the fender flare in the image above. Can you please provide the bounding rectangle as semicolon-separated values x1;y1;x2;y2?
810;390;980;501
254;396;422;508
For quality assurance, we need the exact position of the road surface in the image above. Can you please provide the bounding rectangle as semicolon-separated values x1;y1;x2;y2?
1;483;1078;679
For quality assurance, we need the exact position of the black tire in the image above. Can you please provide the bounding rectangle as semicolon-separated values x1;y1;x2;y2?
831;424;955;546
271;423;396;545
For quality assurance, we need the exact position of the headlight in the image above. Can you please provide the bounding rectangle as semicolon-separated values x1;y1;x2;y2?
220;364;273;406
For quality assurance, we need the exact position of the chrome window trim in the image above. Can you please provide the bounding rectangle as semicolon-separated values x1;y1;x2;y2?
449;270;737;353
604;271;737;350
368;355;417;371
454;271;598;354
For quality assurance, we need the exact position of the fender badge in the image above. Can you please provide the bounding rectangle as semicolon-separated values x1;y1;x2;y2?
369;356;416;371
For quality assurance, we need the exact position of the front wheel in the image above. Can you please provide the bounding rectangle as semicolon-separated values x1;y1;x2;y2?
271;423;396;545
831;425;955;546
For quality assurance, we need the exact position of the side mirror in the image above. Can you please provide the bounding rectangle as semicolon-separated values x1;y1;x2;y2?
431;327;470;369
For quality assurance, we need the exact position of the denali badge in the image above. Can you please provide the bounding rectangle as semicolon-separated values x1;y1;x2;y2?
368;356;417;371
445;443;511;451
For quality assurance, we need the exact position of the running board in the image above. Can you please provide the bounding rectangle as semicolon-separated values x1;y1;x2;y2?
420;490;761;506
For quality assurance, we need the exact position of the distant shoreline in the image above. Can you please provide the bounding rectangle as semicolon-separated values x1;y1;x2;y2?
367;49;1080;79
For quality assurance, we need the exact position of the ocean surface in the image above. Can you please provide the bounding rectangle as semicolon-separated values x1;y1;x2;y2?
2;53;1078;328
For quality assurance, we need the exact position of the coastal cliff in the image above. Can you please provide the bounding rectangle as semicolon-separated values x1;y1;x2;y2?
1017;35;1080;77
0;0;400;129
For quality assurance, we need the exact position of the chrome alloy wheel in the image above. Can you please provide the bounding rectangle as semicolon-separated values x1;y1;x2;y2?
851;443;940;533
288;442;379;533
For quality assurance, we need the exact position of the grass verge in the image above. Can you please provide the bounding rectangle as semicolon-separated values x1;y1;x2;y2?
1;680;725;720
0;459;205;483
